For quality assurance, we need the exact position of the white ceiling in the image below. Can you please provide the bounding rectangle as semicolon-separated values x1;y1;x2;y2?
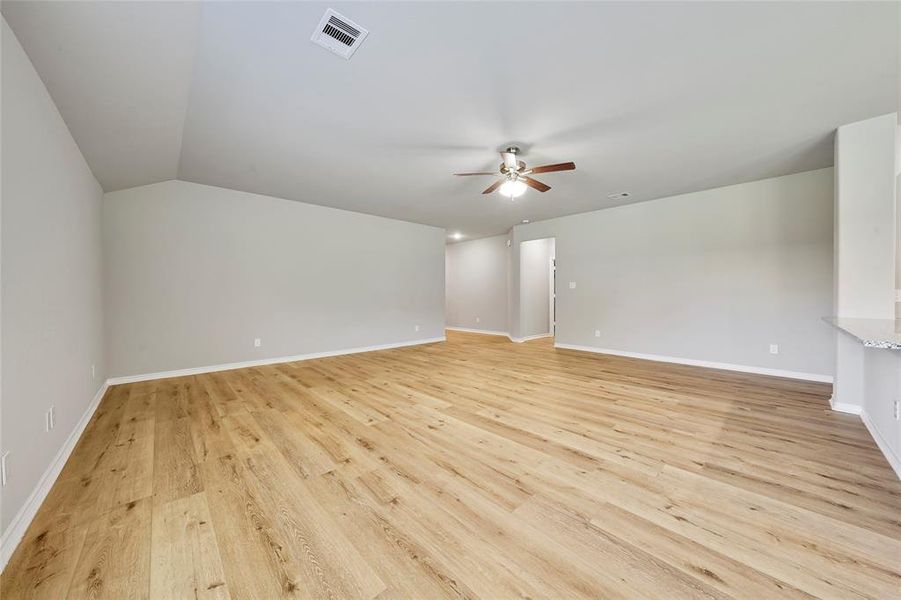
3;1;898;239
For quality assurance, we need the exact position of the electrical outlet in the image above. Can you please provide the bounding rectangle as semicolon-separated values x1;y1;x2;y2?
769;344;779;355
594;330;601;337
91;363;96;381
1;452;8;486
414;325;420;332
45;406;56;432
894;399;899;421
476;317;480;324
254;338;261;348
569;282;576;289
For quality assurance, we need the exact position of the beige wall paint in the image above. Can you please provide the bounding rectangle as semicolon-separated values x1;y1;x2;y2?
1;19;106;535
103;180;446;378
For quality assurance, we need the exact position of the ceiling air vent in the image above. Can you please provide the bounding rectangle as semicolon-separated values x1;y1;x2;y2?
311;9;369;59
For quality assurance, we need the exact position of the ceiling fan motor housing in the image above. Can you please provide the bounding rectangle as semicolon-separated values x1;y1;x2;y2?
500;160;526;175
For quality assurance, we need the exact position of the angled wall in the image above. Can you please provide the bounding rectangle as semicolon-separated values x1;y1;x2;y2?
1;18;106;543
103;181;446;378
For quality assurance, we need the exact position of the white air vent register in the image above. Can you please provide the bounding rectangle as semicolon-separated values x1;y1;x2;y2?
311;9;369;59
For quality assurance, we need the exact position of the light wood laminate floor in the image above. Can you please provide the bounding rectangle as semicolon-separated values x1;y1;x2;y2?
2;331;900;599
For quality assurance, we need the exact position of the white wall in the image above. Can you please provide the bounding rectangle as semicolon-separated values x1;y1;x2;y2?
511;168;835;379
519;238;555;339
896;123;900;319
1;19;106;535
834;113;897;320
445;235;509;333
862;347;901;477
103;180;446;378
830;113;900;480
832;113;898;412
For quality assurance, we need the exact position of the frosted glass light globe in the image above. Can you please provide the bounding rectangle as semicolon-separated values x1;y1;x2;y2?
499;179;527;199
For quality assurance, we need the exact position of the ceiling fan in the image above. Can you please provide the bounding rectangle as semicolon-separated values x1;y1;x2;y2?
454;146;575;198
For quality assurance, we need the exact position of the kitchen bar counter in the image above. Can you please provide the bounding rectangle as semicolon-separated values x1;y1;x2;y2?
824;317;901;350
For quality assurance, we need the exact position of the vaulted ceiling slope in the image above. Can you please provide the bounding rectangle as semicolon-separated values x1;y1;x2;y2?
2;1;898;238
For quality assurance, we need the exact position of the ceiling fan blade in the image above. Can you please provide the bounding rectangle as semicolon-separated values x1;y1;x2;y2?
482;180;503;194
500;151;518;170
522;176;551;192
454;171;497;176
528;161;576;174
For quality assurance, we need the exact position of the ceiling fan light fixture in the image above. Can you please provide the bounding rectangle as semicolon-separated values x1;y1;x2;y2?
499;179;527;199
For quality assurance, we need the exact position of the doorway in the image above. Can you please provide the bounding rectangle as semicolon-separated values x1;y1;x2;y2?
519;237;556;340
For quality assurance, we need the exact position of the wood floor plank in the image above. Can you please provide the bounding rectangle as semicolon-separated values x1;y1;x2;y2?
199;453;302;598
0;513;89;600
66;497;152;600
511;494;728;599
153;416;202;505
241;450;388;599
582;500;817;598
150;492;230;599
2;331;899;599
305;470;475;600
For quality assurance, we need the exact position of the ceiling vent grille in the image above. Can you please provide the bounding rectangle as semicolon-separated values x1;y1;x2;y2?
311;9;369;59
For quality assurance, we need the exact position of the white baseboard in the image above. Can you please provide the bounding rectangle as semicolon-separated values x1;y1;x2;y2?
861;411;901;480
554;343;833;383
107;337;446;385
511;333;553;343
1;381;110;572
829;396;863;415
446;327;509;337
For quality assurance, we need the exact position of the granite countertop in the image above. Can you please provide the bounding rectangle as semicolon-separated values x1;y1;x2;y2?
824;317;901;350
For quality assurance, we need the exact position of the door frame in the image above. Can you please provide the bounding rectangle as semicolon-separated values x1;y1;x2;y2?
549;257;556;336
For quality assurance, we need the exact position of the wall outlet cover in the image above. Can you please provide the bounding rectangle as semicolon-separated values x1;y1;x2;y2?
769;344;779;355
254;338;261;348
569;282;576;289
